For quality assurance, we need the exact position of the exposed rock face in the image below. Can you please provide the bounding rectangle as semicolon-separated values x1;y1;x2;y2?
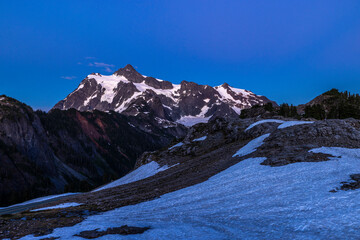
53;64;277;126
0;96;186;206
136;117;360;169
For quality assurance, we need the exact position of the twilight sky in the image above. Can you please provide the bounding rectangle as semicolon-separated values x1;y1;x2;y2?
1;0;360;110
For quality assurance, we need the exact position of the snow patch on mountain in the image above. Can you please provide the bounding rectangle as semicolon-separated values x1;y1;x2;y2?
310;147;360;159
245;119;314;131
193;136;207;142
233;133;270;157
178;105;212;126
228;86;252;97
0;193;78;210
278;121;314;129
245;119;285;131
177;116;211;127
114;91;143;112
169;142;184;150
31;203;82;212
90;74;129;103
133;82;180;100
93;161;170;192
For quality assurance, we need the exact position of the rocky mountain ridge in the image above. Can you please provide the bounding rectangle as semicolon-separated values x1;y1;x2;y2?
53;64;276;126
0;95;186;207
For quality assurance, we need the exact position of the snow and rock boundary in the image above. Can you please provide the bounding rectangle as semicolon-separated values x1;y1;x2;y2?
3;117;360;239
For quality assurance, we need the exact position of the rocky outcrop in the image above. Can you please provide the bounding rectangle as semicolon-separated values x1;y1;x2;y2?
135;117;360;169
53;64;277;126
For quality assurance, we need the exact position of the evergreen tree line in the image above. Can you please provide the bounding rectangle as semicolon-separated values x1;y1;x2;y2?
303;89;360;119
250;89;360;120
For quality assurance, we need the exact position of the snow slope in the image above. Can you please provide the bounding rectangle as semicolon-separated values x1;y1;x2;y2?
169;142;184;150
31;203;82;212
93;161;170;192
245;119;314;131
278;121;314;129
21;147;360;239
245;119;285;131
177;116;211;127
232;133;270;157
193;136;207;142
0;193;78;210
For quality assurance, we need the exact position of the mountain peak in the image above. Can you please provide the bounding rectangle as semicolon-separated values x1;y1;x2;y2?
123;64;136;72
113;64;144;83
221;83;230;88
114;64;137;74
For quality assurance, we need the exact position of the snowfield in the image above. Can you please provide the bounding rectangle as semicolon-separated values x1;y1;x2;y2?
278;120;314;129
0;193;78;210
245;119;285;131
93;161;170;192
232;133;270;157
245;119;314;131
31;203;82;212
21;147;360;239
177;105;212;127
193;136;207;142
169;142;184;150
177;116;211;127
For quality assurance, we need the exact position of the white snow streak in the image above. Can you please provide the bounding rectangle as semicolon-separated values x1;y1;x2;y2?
93;162;170;192
233;133;270;157
245;119;314;131
88;74;129;104
169;142;184;150
245;119;285;131
177;105;211;127
278;121;314;129
0;193;78;210
193;136;207;142
177;116;211;127
31;203;82;212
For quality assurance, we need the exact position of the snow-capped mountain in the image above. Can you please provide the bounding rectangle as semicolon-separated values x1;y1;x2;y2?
53;64;276;126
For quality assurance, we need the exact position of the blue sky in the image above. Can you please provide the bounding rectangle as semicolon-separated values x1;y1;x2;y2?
0;0;360;110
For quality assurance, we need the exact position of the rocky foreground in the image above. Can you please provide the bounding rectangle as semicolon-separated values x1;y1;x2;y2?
1;116;360;239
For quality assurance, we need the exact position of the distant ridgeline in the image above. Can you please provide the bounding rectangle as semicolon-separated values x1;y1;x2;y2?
241;89;360;120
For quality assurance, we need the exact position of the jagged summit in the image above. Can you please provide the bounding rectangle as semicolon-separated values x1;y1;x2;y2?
113;64;144;83
53;64;276;126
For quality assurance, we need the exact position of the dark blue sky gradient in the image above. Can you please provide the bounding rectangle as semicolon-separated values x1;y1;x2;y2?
1;0;360;110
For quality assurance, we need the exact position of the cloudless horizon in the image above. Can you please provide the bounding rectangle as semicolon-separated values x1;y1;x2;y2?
1;0;360;110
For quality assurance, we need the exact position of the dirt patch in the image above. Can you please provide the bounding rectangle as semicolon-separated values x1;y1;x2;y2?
74;225;150;239
330;174;360;192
